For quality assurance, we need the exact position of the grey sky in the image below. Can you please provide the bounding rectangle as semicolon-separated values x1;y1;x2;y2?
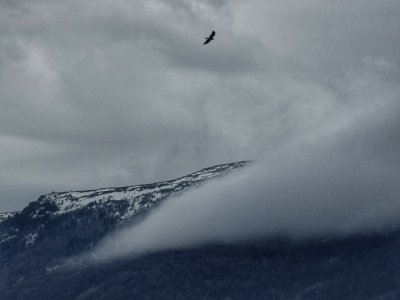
1;0;400;211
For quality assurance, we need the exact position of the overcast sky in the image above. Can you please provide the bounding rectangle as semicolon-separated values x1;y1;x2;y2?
1;0;400;211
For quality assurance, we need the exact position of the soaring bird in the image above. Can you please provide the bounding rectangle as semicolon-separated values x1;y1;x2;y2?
203;30;216;45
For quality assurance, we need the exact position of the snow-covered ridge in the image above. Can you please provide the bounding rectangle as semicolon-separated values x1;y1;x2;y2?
30;161;250;220
0;212;16;223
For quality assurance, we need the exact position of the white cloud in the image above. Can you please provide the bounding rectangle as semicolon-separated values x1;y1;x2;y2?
92;99;400;260
1;0;400;212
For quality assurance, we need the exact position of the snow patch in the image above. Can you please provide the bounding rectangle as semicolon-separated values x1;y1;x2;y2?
25;232;39;246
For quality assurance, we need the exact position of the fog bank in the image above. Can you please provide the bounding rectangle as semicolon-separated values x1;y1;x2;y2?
92;100;400;260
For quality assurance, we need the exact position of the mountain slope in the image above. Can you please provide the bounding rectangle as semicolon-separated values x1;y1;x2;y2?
0;161;249;283
0;212;16;223
1;160;400;300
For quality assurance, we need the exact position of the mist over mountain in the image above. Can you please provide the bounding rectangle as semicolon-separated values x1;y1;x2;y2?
2;0;400;299
92;99;400;261
1;121;400;299
2;0;400;211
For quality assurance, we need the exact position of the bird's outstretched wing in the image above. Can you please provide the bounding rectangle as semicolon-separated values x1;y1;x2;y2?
203;30;216;45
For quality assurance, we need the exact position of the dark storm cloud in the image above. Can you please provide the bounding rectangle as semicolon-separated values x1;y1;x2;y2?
1;0;400;211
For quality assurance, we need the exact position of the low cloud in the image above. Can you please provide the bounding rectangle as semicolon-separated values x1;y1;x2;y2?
92;99;400;261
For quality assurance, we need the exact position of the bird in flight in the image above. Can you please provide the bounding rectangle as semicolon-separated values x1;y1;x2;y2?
203;30;216;45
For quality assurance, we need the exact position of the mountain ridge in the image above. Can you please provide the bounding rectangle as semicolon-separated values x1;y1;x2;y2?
9;161;250;221
0;161;250;263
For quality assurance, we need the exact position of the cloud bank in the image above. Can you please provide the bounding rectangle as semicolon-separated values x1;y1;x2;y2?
1;0;400;211
93;99;400;260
